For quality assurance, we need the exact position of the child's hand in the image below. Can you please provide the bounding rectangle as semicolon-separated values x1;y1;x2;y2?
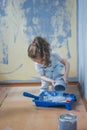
63;77;68;84
41;76;55;86
60;77;68;84
50;80;55;86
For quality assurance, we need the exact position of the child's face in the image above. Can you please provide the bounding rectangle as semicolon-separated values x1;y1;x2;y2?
31;57;45;65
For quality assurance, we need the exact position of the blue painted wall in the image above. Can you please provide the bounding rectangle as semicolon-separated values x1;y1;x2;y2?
0;0;77;83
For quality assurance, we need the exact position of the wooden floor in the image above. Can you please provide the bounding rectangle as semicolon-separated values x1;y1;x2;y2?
0;84;87;130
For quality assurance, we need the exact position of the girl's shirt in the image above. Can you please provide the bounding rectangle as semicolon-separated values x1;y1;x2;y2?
35;52;64;80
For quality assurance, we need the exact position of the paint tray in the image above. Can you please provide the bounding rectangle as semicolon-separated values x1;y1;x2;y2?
23;91;76;110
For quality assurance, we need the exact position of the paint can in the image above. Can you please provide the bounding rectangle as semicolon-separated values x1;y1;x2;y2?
53;79;66;93
58;113;77;130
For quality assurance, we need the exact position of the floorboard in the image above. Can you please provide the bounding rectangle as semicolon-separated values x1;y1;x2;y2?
0;84;87;130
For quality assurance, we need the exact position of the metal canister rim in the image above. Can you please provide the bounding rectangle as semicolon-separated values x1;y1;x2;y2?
58;113;77;122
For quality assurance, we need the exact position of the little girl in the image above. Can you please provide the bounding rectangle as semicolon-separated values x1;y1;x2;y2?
27;36;70;93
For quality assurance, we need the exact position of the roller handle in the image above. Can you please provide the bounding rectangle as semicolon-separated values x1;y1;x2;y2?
23;92;39;99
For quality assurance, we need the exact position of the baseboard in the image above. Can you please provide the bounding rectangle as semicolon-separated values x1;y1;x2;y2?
0;81;78;87
0;82;41;87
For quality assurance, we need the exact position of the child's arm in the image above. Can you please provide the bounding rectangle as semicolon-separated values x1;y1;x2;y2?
60;58;70;84
41;75;55;86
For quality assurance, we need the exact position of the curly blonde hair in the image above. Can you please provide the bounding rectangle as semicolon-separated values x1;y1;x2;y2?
27;36;51;66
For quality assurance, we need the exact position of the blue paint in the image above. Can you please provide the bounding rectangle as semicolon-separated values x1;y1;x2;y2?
3;43;8;64
0;0;7;16
21;0;72;58
58;35;65;44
